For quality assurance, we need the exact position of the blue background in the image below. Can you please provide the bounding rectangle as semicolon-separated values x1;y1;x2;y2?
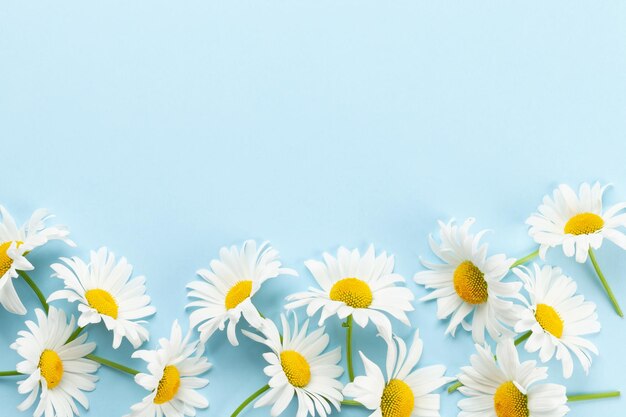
1;2;625;416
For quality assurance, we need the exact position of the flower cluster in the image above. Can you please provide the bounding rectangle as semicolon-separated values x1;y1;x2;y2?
0;181;622;417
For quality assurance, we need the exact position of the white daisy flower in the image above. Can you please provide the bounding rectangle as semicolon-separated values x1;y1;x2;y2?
513;264;600;378
458;338;569;417
343;331;452;417
285;246;414;340
0;206;75;315
187;240;296;346
414;218;522;343
527;182;626;263
242;314;344;417
126;320;211;417
48;247;157;349
11;306;99;417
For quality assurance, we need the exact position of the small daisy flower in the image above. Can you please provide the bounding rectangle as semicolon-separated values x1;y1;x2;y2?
414;218;522;343
527;182;626;263
0;206;75;315
343;331;452;417
242;314;344;417
48;247;157;349
458;338;569;417
11;307;99;417
285;246;414;340
187;240;296;346
513;264;600;378
126;320;211;417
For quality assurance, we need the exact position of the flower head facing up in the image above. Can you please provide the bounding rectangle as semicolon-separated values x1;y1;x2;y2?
126;320;211;417
514;264;600;378
243;313;344;417
285;246;414;340
11;307;99;417
48;247;157;349
0;206;75;315
343;331;452;417
186;240;296;346
527;182;626;263
458;338;569;417
414;219;522;343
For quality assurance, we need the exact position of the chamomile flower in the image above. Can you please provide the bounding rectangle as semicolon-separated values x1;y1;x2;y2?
343;331;452;417
11;307;99;417
187;240;296;346
48;247;157;349
0;206;74;315
126;320;211;417
285;246;414;340
414;218;522;343
513;264;600;378
527;182;626;263
458;338;569;417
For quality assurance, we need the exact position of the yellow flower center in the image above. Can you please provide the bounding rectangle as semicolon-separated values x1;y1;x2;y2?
85;289;119;319
564;212;604;235
38;349;63;389
0;240;23;278
329;277;373;309
380;379;415;417
453;260;488;304
154;365;181;404
280;350;311;388
224;280;253;310
535;303;564;338
494;381;529;417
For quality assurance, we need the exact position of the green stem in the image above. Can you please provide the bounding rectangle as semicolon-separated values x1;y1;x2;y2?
588;249;623;317
0;370;21;377
66;326;84;343
86;354;139;376
568;391;620;402
346;315;355;382
231;384;270;417
448;380;463;393
510;249;540;269
514;330;532;346
341;399;364;407
18;271;49;313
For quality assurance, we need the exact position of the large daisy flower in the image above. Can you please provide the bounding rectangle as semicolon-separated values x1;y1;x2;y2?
285;246;414;340
414;218;522;343
11;307;99;417
187;240;296;346
126;320;212;417
0;206;75;315
513;264;600;378
457;338;569;417
527;182;626;263
343;331;452;417
243;314;344;417
48;247;157;349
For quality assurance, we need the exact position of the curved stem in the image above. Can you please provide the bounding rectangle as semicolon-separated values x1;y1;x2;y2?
568;391;620;402
86;354;139;376
0;370;21;377
18;271;49;313
345;315;355;382
510;249;540;269
514;330;532;346
341;399;364;407
588;249;623;317
231;384;270;417
67;326;84;343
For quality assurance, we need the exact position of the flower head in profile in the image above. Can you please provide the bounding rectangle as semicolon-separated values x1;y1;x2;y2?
458;338;569;417
513;263;600;378
11;307;99;417
48;247;157;349
0;206;75;315
187;240;296;346
414;218;522;343
343;331;452;417
243;314;344;417
527;182;626;263
126;320;211;417
285;246;414;340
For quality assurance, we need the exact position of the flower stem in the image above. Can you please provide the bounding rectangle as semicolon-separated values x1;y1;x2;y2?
510;249;539;269
588;249;623;317
448;380;463;393
231;384;270;417
18;271;49;313
0;370;21;377
341;399;364;407
86;354;139;376
66;326;84;343
514;330;532;346
568;391;620;402
345;315;355;382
